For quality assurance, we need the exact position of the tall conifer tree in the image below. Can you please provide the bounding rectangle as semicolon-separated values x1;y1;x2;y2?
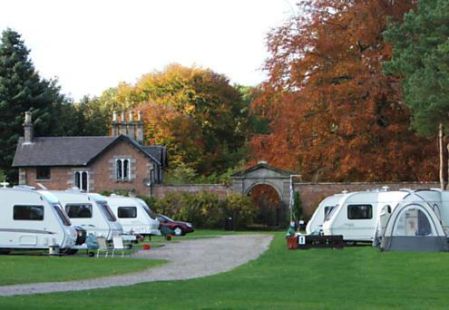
0;28;68;181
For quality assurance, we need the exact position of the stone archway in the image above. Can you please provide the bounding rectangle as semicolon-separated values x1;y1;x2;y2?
231;161;298;227
247;183;283;227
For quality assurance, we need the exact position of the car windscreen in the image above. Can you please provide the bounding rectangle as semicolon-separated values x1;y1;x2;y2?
98;202;117;222
53;204;72;226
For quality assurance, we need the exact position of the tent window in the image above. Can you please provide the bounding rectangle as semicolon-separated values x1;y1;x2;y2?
347;204;372;220
393;208;434;236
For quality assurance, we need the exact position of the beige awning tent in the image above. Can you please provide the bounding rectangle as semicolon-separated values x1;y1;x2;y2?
380;193;448;252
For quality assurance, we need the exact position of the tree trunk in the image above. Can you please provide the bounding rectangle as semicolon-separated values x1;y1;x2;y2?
439;123;444;190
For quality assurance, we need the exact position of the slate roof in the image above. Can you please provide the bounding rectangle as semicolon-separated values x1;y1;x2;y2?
12;135;160;167
142;145;168;168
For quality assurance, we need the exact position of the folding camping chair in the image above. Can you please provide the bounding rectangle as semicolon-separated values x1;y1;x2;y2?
112;235;127;257
96;236;111;258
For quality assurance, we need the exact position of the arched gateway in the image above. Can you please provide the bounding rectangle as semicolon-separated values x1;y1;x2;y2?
231;162;300;225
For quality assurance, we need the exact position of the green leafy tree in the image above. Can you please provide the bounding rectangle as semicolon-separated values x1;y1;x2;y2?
384;0;449;187
74;96;110;136
384;0;449;136
0;29;73;181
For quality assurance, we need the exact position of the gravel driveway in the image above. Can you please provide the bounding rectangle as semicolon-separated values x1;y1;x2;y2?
0;234;273;297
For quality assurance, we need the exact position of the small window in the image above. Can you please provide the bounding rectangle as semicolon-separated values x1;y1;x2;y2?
36;167;51;180
324;206;335;221
348;204;372;220
65;204;93;218
118;206;137;218
115;158;131;181
13;205;44;220
74;171;89;192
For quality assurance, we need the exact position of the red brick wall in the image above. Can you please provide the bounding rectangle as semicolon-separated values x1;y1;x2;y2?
21;167;73;189
90;140;152;195
20;140;154;195
153;184;231;198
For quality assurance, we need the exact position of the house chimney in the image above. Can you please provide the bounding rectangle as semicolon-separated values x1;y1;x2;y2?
119;111;127;136
111;111;119;136
127;111;136;140
23;111;33;144
136;111;144;144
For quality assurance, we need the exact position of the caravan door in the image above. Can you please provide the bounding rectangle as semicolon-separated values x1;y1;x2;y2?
340;203;375;241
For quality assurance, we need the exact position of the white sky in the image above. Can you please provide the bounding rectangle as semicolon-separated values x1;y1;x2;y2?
0;0;296;101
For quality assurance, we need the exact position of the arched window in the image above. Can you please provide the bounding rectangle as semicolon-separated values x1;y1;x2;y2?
116;159;123;179
74;171;89;192
115;158;132;181
123;159;129;179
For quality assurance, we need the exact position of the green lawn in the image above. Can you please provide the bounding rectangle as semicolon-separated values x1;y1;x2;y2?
0;255;164;285
2;232;449;309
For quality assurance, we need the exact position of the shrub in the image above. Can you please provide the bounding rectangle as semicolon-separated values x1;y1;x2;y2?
152;192;257;229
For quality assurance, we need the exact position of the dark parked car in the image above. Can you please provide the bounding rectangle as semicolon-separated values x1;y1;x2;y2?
157;214;194;236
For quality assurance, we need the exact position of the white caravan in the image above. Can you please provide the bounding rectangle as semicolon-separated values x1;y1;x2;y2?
48;191;123;241
0;187;78;252
106;195;160;236
321;189;412;242
306;191;351;235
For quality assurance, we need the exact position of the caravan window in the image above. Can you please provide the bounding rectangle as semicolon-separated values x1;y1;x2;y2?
324;206;335;221
13;205;44;220
348;204;372;220
98;203;117;222
66;204;93;218
118;206;137;218
53;205;71;226
142;205;157;219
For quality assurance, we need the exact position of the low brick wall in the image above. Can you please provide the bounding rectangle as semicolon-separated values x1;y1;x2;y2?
152;181;440;219
153;184;231;198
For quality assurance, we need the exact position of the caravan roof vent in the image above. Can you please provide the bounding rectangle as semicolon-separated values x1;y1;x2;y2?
382;186;389;191
342;190;348;194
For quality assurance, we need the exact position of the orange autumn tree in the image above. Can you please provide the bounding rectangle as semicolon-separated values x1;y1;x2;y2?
251;0;437;182
136;64;249;176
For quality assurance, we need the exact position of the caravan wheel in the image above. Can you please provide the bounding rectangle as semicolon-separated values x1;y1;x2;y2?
62;249;78;255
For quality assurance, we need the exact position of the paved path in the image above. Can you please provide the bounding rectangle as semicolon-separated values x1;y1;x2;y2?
0;234;272;296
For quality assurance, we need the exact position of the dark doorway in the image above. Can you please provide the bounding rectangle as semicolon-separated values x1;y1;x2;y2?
248;184;282;228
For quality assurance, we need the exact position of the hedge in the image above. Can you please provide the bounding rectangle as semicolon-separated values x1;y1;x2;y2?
148;192;257;230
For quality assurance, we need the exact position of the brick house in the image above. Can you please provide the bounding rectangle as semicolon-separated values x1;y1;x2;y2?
12;111;168;196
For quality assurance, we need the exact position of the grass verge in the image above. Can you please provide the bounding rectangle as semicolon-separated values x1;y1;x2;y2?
3;232;449;309
0;255;165;285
